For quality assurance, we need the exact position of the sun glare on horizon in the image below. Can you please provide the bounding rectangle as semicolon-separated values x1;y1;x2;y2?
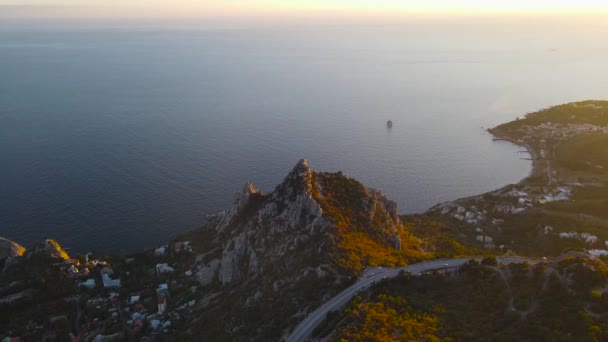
3;0;608;18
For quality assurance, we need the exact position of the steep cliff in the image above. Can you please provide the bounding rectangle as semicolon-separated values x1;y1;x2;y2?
207;160;331;286
0;237;26;263
25;239;70;261
187;160;427;340
0;237;27;274
206;159;422;286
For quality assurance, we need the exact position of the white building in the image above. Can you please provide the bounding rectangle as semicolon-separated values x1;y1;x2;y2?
129;296;141;305
155;245;167;257
102;273;121;288
81;279;96;289
156;263;175;274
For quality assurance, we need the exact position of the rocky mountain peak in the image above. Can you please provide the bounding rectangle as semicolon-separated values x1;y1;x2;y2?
242;181;261;196
293;158;310;174
26;239;70;261
0;237;26;261
186;160;429;340
234;181;263;210
202;160;417;287
209;180;264;233
273;159;314;198
208;160;326;285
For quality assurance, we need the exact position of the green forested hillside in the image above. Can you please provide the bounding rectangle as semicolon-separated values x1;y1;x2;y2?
323;258;608;342
499;101;608;130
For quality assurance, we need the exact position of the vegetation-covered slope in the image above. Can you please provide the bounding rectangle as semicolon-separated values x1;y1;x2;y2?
556;133;608;170
323;257;608;342
497;100;608;130
313;172;427;273
170;160;468;340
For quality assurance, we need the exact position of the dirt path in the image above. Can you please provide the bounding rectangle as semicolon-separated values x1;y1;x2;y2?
492;267;533;318
491;266;566;320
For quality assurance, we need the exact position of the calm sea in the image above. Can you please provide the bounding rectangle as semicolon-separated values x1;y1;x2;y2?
1;18;607;253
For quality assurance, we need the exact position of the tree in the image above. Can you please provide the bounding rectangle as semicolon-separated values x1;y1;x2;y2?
481;256;498;266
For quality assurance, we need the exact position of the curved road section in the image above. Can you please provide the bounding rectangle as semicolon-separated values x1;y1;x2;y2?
287;256;536;342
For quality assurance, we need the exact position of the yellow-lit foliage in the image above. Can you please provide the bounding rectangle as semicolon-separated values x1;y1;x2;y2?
335;294;441;342
46;239;70;260
334;231;426;272
311;172;428;273
404;215;471;258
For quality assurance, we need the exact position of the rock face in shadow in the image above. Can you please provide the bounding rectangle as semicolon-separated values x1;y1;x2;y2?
26;239;70;261
0;237;26;261
208;159;330;286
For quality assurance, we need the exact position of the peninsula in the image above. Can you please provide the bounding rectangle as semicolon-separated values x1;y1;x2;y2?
428;100;608;257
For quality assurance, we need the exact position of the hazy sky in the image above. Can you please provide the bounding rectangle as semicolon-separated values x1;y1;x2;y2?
3;0;608;18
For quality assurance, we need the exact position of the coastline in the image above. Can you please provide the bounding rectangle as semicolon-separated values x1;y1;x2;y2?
426;125;539;212
488;128;541;180
2;124;538;254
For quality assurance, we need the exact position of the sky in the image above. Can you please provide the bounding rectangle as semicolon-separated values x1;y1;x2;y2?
2;0;608;19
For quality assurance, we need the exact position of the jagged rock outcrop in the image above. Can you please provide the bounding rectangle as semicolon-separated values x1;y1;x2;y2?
0;237;26;261
193;159;419;341
205;159;411;288
196;259;220;286
367;188;403;250
211;181;264;233
26;239;70;261
210;159;330;286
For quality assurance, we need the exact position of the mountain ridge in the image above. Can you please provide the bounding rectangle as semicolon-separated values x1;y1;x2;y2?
157;159;443;340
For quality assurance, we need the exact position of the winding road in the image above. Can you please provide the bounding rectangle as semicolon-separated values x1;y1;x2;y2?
287;256;537;342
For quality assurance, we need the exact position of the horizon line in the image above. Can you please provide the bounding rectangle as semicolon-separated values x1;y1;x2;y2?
3;4;608;19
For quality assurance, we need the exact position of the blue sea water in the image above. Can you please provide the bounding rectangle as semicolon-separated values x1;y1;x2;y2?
1;18;607;253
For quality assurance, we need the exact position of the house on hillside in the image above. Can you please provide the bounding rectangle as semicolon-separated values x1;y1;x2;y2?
174;241;193;254
80;279;96;289
156;263;175;274
155;245;167;257
157;296;167;315
102;273;121;288
156;284;170;297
